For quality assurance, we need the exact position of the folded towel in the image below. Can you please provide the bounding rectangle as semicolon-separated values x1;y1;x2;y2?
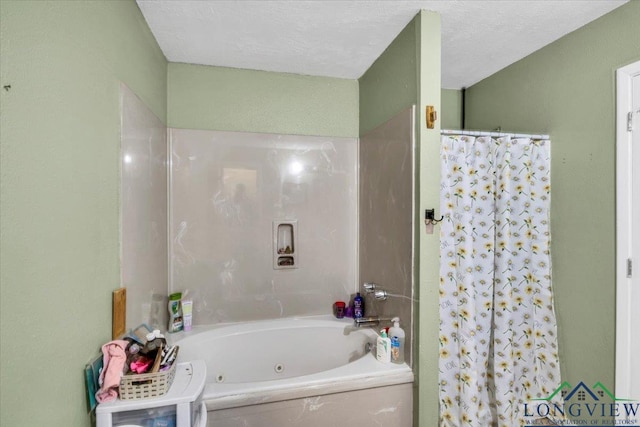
130;356;154;374
95;340;128;404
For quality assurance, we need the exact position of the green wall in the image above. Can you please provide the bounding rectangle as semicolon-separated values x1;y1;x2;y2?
358;18;418;136
168;63;359;137
465;0;640;394
441;89;463;130
416;11;442;427
0;1;167;425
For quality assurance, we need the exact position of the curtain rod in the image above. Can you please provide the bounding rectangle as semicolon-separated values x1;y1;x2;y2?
441;129;550;140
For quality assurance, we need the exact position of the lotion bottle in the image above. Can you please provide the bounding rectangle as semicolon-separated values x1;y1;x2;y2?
376;329;391;363
389;317;406;364
182;298;193;331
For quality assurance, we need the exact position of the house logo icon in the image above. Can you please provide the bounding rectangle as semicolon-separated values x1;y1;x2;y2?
533;381;631;402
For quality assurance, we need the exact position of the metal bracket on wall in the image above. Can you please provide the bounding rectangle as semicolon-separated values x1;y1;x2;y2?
426;105;437;129
425;209;443;224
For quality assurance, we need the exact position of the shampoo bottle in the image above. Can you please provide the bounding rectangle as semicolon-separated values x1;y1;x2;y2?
353;292;364;319
389;317;406;364
376;329;391;363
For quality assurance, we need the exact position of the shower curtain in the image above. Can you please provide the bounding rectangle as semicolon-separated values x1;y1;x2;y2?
438;134;562;426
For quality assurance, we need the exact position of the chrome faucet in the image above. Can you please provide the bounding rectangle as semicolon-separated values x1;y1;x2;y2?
354;317;381;328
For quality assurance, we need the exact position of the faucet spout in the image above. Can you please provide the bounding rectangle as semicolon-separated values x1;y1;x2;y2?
354;317;380;328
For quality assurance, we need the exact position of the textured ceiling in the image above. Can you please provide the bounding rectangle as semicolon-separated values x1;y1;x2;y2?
137;0;627;89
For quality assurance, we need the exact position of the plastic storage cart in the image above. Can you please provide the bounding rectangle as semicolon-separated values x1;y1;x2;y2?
96;360;207;427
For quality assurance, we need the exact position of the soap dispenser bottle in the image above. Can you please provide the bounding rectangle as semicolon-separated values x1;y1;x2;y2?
389;317;406;364
376;329;391;363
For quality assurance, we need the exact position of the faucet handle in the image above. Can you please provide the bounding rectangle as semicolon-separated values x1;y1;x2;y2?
364;283;387;300
363;282;377;293
374;289;388;301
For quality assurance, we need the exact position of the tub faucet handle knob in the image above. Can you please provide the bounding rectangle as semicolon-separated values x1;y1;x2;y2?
374;289;388;301
363;283;377;293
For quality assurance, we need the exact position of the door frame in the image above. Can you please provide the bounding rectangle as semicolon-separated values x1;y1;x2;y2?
615;59;640;401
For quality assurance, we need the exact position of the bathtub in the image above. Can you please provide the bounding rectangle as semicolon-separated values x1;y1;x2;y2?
172;316;414;427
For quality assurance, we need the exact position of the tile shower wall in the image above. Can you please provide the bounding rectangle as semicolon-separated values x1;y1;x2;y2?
359;107;415;366
120;84;168;330
170;129;358;324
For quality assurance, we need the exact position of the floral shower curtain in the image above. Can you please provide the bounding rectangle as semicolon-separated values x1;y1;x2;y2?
438;134;562;426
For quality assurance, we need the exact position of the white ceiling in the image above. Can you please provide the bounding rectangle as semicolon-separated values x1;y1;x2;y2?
136;0;628;89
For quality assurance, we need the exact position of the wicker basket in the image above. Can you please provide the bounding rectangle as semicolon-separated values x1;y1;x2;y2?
119;347;179;400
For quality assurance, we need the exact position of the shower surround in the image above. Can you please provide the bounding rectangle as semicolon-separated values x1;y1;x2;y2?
120;84;168;330
120;98;416;354
169;129;358;323
359;107;416;367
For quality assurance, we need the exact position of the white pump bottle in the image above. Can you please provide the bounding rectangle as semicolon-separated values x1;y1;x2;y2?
388;317;405;364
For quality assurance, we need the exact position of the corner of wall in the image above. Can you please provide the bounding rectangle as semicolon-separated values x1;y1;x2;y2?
415;8;442;427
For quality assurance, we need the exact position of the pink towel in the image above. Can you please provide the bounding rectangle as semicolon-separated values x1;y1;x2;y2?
95;340;128;403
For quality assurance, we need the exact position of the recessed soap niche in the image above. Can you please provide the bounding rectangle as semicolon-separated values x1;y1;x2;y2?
273;220;298;269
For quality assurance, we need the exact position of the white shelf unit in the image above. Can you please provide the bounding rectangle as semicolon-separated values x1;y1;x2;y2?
96;360;207;427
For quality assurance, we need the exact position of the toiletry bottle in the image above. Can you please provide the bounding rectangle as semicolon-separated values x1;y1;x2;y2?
376;329;391;363
182;295;193;332
168;292;183;333
353;292;364;319
389;317;406;364
333;301;346;319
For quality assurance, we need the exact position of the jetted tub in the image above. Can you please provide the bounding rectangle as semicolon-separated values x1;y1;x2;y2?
171;316;414;426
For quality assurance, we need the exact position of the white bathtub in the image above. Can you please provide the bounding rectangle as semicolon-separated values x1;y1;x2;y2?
171;316;414;414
